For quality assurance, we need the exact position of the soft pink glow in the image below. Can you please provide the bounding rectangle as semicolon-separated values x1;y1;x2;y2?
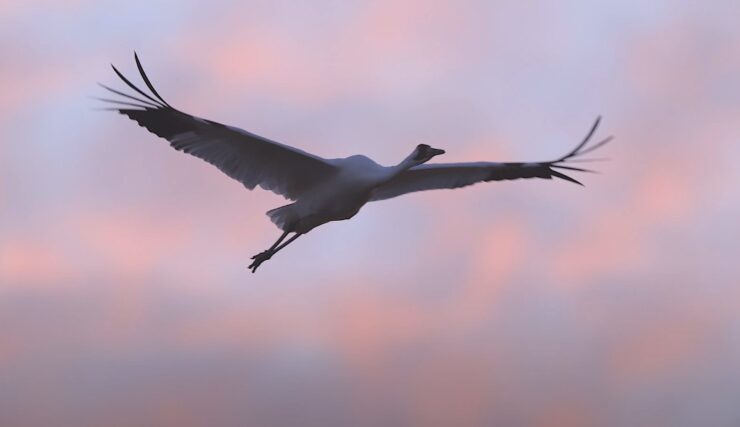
2;1;739;426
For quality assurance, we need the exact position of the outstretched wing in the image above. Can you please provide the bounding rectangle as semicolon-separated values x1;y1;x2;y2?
98;53;338;201
370;117;612;201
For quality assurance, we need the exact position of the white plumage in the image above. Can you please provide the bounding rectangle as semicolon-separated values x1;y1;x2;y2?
100;54;612;272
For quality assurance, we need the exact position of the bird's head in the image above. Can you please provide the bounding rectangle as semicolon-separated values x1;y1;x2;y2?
409;144;445;165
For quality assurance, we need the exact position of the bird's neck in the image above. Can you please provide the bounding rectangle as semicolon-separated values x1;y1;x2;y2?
385;157;421;180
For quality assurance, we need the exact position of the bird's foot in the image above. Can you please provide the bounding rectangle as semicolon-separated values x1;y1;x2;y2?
248;250;273;273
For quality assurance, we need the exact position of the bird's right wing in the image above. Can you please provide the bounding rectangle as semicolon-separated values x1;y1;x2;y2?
98;53;338;201
370;118;611;201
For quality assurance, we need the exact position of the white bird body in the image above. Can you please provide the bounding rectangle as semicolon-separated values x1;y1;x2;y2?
268;155;416;233
100;54;611;272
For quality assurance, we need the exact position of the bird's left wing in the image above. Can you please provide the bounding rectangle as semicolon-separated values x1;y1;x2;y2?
370;118;611;201
97;53;338;201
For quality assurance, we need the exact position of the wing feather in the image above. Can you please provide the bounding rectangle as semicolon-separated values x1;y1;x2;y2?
371;118;611;201
102;53;337;201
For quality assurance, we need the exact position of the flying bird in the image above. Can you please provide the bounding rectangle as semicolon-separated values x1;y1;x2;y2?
98;53;612;273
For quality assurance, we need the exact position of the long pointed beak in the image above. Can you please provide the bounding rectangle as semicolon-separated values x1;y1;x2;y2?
431;148;446;156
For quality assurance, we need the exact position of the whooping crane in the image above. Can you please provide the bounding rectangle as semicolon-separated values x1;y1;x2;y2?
98;54;612;273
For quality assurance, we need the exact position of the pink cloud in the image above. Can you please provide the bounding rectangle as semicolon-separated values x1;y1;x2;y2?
0;239;71;287
2;2;740;427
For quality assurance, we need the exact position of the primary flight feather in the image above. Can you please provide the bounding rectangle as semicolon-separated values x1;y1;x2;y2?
99;53;612;273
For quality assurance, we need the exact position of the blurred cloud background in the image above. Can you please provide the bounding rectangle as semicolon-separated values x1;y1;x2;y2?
1;0;740;426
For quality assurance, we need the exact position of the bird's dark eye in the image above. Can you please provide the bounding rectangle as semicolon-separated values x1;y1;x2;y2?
417;144;430;150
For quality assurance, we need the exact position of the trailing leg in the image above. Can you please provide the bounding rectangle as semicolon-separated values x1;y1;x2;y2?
248;231;302;273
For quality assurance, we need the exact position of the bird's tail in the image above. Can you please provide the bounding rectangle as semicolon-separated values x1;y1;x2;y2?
266;203;298;232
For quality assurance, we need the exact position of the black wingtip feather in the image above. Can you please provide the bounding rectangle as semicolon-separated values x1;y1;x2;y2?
550;170;584;186
111;63;167;108
563;157;611;163
576;135;613;157
91;96;151;109
557;116;603;162
134;52;171;107
97;82;162;108
550;164;597;174
542;116;611;186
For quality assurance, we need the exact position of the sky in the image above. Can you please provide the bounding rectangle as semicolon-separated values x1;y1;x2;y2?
1;0;740;426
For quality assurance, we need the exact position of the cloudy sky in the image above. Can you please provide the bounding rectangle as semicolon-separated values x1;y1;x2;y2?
2;1;740;426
